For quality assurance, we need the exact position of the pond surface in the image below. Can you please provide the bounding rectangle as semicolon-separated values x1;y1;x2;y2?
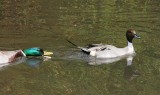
0;0;160;95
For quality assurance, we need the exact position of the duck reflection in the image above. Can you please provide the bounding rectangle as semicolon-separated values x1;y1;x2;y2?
89;54;140;81
63;51;140;81
124;56;140;81
64;51;136;65
88;54;135;65
25;57;43;67
0;56;51;69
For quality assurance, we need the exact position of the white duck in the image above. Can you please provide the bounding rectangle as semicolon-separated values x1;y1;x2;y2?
67;29;140;58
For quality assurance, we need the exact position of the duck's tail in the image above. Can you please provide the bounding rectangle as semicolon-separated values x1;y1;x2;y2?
66;40;91;54
66;40;78;47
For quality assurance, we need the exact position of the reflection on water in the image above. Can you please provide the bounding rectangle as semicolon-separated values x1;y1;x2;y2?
59;50;136;65
0;0;160;95
0;55;52;70
124;55;140;81
124;64;140;81
25;58;43;68
0;57;44;69
60;51;140;81
88;54;135;65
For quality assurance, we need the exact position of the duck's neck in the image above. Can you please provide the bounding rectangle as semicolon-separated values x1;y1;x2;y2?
21;50;26;56
127;41;134;53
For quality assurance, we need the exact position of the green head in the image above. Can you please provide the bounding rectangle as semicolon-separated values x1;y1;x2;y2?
23;47;44;56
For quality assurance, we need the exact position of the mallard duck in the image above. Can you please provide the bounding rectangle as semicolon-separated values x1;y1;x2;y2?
0;47;53;63
67;29;140;58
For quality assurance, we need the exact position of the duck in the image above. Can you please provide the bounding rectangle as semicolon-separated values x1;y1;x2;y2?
67;29;141;58
0;47;53;63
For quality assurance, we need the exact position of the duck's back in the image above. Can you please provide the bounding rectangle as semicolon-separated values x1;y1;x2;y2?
95;45;129;58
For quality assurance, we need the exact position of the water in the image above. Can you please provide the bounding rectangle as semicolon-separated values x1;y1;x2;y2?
0;0;160;95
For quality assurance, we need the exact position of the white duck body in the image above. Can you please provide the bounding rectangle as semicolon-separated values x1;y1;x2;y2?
88;42;135;58
68;29;140;59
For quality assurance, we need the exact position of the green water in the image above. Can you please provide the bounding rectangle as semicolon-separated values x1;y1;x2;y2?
0;0;160;95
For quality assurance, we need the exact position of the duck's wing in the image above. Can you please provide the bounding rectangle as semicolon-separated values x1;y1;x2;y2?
81;44;109;55
87;44;109;51
86;44;103;48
